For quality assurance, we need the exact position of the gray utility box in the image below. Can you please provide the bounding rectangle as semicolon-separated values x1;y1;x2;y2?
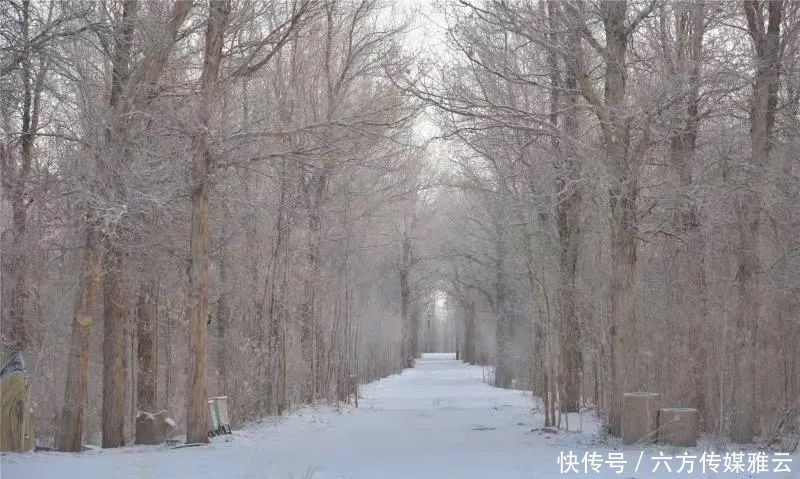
207;396;232;436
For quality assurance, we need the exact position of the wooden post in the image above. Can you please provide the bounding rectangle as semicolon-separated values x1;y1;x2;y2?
658;408;698;447
622;392;660;445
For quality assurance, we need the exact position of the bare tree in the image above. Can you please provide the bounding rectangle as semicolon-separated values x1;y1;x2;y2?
732;0;785;444
185;0;229;445
0;0;48;354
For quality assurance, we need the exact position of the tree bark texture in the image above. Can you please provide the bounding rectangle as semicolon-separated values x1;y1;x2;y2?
102;242;128;448
186;0;228;445
136;283;157;413
731;0;783;444
57;228;104;452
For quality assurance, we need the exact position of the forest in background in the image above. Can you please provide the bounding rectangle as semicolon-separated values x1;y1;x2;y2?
1;0;798;451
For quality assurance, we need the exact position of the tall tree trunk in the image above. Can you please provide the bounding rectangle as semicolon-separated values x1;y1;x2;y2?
301;169;327;400
57;228;103;452
776;72;800;435
548;0;582;413
186;0;228;444
1;0;46;354
603;0;639;437
100;0;137;448
606;174;638;437
266;159;290;414
557;191;581;413
59;0;139;450
76;0;188;448
102;243;128;447
301;210;320;398
398;184;420;364
399;231;416;363
165;288;172;412
667;0;708;420
567;0;640;436
410;306;420;361
400;267;411;363
136;282;157;412
2;192;29;353
494;189;513;389
732;0;783;443
215;202;231;400
216;252;229;396
520;210;548;399
464;300;476;364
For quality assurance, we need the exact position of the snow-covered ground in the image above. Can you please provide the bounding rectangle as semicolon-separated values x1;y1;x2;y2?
2;354;797;478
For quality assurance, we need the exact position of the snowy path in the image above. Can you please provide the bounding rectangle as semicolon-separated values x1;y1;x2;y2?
2;354;797;478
